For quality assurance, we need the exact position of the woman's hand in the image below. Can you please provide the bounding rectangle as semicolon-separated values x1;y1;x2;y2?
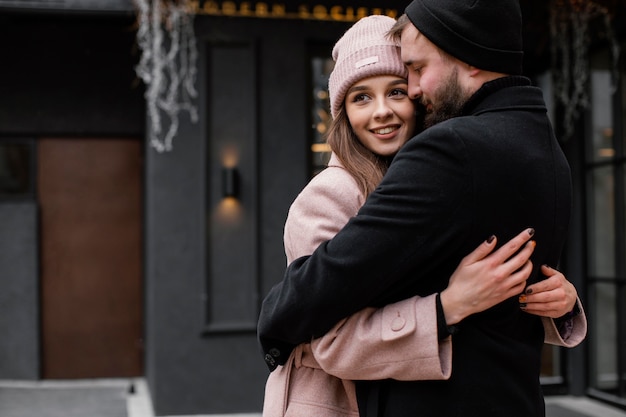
518;265;577;318
440;228;535;325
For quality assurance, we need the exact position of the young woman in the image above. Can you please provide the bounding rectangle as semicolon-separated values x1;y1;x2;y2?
261;15;586;417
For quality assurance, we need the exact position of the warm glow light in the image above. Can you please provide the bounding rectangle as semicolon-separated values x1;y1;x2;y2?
598;148;615;158
214;197;243;225
311;143;331;153
316;90;329;100
602;127;614;138
221;146;239;168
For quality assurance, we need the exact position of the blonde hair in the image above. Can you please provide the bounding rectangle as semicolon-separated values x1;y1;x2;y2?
326;106;390;198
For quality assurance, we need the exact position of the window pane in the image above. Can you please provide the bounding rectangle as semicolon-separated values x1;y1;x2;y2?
0;143;33;197
310;56;333;176
589;61;614;162
587;166;616;277
622;59;626;158
589;282;618;392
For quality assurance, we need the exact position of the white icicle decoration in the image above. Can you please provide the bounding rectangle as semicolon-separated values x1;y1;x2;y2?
134;0;198;152
550;0;619;141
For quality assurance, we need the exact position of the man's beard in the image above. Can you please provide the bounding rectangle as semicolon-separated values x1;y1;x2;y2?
422;68;471;129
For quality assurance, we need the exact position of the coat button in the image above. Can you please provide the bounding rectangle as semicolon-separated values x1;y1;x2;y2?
264;353;276;367
269;348;281;358
391;316;406;331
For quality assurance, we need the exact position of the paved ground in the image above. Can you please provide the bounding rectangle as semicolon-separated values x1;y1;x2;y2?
1;378;625;417
0;379;128;417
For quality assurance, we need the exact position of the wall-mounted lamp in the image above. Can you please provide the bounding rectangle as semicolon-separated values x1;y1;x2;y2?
222;166;239;198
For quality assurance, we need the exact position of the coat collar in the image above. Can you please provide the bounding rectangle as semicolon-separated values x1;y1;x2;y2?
327;152;344;168
462;75;547;116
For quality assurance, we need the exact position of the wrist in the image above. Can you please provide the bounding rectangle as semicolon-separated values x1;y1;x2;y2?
439;289;466;325
556;301;581;322
436;293;460;339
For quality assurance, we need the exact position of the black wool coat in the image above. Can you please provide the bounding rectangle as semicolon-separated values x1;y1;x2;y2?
258;76;572;417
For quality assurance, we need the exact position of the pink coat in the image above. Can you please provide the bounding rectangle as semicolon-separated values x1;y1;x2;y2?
262;154;587;417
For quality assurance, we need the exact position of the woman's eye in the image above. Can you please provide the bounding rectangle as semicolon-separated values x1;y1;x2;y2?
352;93;368;102
390;88;408;97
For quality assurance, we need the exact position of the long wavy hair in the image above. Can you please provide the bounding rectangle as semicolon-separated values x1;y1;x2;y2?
325;106;391;198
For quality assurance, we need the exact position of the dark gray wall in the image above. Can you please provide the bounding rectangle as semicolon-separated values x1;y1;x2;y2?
0;203;39;378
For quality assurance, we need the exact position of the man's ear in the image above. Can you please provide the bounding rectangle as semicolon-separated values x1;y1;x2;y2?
468;66;481;77
469;66;508;86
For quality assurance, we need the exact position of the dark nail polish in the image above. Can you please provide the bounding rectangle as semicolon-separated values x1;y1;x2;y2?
526;288;533;294
528;228;535;236
486;235;495;244
519;303;527;308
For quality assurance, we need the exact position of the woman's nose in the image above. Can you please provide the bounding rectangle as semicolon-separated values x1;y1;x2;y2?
373;100;393;119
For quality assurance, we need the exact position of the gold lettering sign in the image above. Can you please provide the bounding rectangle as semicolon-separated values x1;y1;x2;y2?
189;1;398;21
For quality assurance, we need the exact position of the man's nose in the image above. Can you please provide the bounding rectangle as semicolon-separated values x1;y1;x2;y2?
408;74;422;100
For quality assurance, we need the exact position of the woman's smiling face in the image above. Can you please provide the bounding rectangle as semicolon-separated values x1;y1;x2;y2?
345;75;417;157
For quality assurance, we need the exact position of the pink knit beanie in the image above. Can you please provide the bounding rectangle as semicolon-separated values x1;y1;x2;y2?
328;15;407;119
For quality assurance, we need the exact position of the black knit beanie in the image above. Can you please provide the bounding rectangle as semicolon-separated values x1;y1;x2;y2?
405;0;524;75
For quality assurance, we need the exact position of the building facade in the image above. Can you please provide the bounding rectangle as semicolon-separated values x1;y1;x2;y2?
0;0;624;415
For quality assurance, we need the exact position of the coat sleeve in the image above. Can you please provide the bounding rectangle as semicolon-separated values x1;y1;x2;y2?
259;130;473;369
311;293;451;381
542;297;587;347
283;165;451;381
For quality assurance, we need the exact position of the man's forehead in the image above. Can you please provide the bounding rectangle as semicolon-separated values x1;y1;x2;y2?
400;26;427;60
399;22;421;41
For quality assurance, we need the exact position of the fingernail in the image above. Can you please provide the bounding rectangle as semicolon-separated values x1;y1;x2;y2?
519;303;527;308
527;228;535;236
519;295;527;303
525;288;533;294
486;235;495;244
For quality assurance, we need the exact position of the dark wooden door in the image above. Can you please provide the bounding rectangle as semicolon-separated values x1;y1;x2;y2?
38;138;143;378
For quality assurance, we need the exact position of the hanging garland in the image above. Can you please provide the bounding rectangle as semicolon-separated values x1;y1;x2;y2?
134;0;199;152
550;0;620;141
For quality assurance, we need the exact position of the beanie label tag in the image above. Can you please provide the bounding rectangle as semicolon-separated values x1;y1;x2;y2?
355;56;379;68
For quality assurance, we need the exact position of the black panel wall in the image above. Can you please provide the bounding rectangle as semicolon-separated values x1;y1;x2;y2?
205;42;259;333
